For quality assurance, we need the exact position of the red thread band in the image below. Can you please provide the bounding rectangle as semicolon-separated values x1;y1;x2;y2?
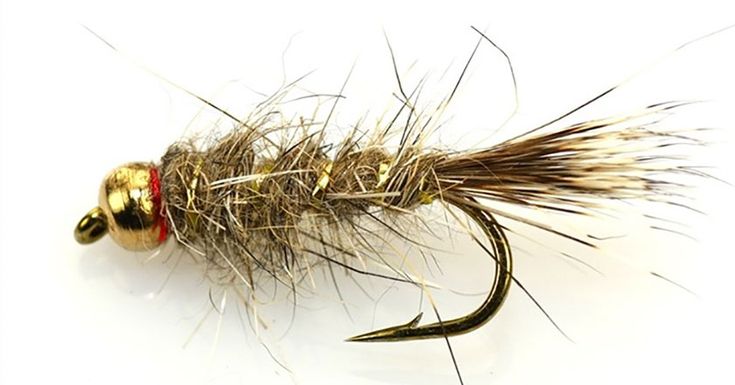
149;167;168;243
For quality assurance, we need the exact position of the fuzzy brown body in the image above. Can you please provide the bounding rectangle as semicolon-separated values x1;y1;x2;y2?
160;126;445;288
157;101;696;291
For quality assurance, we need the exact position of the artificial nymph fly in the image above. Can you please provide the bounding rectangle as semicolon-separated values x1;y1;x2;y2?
70;22;729;360
73;79;702;344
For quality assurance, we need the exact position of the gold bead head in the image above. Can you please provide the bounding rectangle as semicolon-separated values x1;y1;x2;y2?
75;162;167;251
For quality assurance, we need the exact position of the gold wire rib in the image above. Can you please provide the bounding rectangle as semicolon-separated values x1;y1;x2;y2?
347;200;513;342
185;158;204;228
312;161;334;196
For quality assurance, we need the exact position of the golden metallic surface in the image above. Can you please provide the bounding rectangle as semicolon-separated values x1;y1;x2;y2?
312;161;333;196
418;191;434;205
376;162;391;188
186;158;203;228
252;161;273;192
75;162;162;251
74;207;108;244
98;162;160;251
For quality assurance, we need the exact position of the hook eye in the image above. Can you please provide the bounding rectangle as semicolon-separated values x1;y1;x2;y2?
74;207;108;244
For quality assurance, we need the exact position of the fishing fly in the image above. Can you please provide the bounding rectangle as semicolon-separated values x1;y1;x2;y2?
73;25;731;383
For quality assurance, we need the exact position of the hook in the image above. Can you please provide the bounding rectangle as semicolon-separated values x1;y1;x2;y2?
347;200;513;342
75;207;109;244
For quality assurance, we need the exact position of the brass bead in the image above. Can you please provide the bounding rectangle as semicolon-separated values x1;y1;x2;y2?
75;162;163;251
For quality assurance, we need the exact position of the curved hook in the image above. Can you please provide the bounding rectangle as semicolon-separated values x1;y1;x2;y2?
347;200;513;342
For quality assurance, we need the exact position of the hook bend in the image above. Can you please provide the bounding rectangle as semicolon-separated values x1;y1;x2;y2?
347;200;513;342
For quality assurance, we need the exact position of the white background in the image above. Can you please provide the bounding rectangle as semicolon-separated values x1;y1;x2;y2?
2;1;735;384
